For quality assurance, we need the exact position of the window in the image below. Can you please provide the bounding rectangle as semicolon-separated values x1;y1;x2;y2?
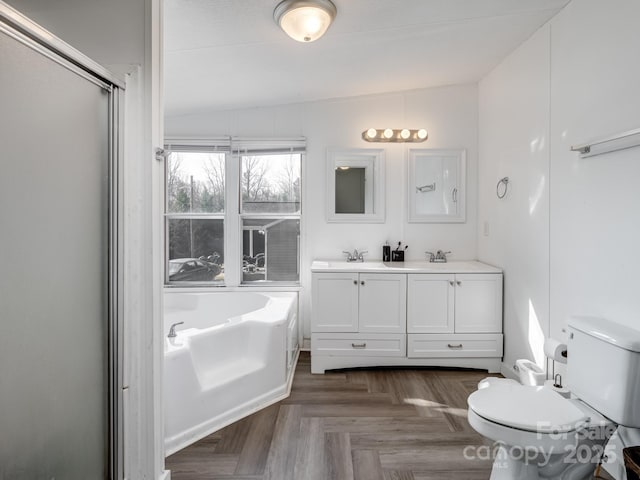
240;153;301;283
165;140;303;286
166;150;225;284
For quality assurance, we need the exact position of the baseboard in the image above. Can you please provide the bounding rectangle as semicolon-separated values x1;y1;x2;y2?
158;470;171;480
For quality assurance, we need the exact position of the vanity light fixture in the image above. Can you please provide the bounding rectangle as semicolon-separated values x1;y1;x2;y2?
274;0;337;43
362;128;428;143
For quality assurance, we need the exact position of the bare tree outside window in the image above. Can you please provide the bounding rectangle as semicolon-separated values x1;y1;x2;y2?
241;154;301;214
167;152;225;214
165;146;302;285
166;151;225;283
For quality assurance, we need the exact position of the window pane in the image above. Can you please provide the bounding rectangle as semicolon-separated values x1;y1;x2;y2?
241;154;301;214
167;151;225;214
242;218;299;283
168;218;224;282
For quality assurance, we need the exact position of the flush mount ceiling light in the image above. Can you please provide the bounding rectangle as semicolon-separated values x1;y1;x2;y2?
362;128;429;143
274;0;337;43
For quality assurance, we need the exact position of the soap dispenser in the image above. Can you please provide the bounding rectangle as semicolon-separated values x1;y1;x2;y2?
382;242;391;262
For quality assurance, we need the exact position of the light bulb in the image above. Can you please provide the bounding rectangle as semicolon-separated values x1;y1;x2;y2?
383;128;393;139
417;129;428;140
366;128;377;139
400;129;410;139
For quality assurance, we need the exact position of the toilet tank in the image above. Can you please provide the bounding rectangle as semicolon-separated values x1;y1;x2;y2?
567;316;640;427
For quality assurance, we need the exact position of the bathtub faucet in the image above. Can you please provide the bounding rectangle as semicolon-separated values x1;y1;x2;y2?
168;321;184;338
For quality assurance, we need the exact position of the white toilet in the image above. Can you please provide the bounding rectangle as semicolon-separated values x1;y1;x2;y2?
467;316;640;480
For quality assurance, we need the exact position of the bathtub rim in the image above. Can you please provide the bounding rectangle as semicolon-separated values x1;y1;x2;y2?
163;290;297;339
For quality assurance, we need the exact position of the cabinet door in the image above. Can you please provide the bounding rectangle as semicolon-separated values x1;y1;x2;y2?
407;274;455;333
358;273;407;333
311;273;359;332
454;274;503;333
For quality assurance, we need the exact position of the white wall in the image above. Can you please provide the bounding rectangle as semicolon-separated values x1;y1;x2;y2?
548;0;640;340
479;0;640;368
167;84;479;337
478;25;551;375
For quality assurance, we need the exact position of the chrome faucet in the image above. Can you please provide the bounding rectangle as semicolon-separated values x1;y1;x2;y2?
426;250;451;263
168;321;184;338
343;249;368;262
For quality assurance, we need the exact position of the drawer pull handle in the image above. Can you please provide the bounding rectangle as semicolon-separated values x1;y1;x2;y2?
351;342;367;349
447;343;463;349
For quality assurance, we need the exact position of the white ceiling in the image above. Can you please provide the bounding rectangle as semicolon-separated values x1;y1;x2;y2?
164;0;569;117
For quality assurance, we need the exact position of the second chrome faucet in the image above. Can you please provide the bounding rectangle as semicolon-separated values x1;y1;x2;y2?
343;249;367;262
426;250;451;263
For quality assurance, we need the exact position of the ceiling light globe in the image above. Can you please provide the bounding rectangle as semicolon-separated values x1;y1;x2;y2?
400;129;410;139
417;129;428;140
383;128;394;139
366;128;377;139
274;0;337;43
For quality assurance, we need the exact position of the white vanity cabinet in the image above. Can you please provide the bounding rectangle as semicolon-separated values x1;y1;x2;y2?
311;272;406;333
310;261;503;374
407;273;502;334
311;272;407;366
407;273;503;360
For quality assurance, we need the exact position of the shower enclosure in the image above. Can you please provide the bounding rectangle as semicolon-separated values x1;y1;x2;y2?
0;4;123;478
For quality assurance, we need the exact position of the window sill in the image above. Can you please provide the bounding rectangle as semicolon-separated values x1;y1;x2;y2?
163;283;302;293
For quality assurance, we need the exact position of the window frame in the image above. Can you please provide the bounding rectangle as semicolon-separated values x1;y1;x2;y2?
164;145;228;286
164;138;304;288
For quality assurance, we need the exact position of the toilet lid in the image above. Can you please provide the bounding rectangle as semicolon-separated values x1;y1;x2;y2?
468;385;589;434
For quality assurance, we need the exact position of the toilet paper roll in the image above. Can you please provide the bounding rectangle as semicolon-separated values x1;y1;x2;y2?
544;338;568;364
545;379;571;398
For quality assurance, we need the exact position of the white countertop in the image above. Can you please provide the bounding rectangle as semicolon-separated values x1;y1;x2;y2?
311;260;502;274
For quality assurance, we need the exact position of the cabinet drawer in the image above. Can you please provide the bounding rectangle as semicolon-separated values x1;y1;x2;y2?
408;334;503;358
312;333;406;357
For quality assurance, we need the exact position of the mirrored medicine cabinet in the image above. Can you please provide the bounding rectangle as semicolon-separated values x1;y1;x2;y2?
408;148;466;223
326;148;385;223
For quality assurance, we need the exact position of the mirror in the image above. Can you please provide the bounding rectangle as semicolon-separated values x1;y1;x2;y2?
327;148;385;223
408;148;466;223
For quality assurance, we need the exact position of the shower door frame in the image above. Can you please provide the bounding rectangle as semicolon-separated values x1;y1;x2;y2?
0;3;125;478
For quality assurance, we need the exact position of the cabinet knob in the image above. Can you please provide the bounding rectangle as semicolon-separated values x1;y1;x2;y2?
353;280;357;285
351;343;366;349
449;281;454;286
360;281;365;285
447;343;463;349
456;281;462;286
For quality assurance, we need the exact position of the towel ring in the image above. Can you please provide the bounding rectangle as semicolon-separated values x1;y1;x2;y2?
496;177;509;199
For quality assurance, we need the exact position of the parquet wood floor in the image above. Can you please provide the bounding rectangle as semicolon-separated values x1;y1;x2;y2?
166;353;616;479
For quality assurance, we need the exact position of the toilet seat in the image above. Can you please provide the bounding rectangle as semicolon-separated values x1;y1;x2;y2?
468;384;590;434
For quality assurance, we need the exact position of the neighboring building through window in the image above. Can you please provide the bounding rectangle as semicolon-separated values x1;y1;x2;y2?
241;153;301;283
165;140;303;286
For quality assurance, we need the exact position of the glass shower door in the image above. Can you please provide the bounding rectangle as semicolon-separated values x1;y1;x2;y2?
0;14;118;480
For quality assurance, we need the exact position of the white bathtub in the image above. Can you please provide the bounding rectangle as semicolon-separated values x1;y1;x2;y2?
163;291;299;455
